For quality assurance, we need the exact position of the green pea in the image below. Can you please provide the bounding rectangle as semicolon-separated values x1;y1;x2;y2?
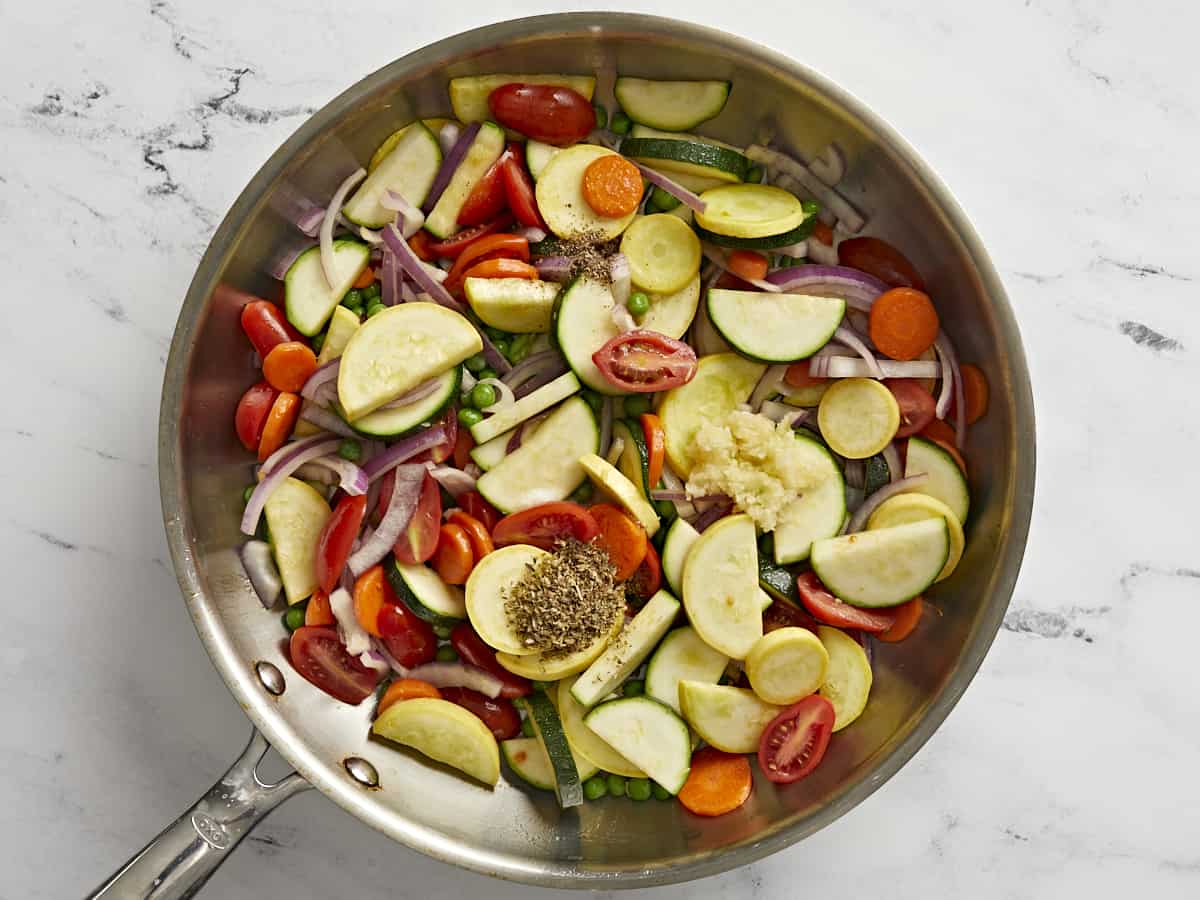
655;499;676;520
477;367;498;382
622;395;652;417
342;288;363;309
606;773;627;797
458;407;484;427
626;777;652;801
363;281;382;300
242;484;256;505
746;164;765;184
283;605;306;632
470;383;498;410
652;782;672;801
432;622;454;639
464;352;487;373
310;332;325;355
650;186;681;212
584;775;609;801
610;111;632;135
337;439;361;462
484;325;508;341
367;303;387;318
594;104;608;130
507;333;534;363
627;291;650;318
435;645;459;662
521;717;536;738
492;339;509;359
569;481;594;504
623;679;644;698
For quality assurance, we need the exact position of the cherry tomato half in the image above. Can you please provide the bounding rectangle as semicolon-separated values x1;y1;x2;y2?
432;523;475;585
426;213;514;258
289;626;380;705
488;83;594;146
491;502;601;552
445;510;494;561
885;378;937;438
500;144;546;228
591;330;699;393
763;598;821;634
234;381;279;451
757;695;836;783
626;540;662;603
377;598;438;668
443;233;530;292
449;622;532;698
392;473;443;565
640;413;666;490
439;687;521;741
457;147;512;226
315;495;367;594
837;237;926;291
241;299;303;358
796;571;897;633
459;491;501;533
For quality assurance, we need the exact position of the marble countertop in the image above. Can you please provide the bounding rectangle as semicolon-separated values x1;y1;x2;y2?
3;0;1197;897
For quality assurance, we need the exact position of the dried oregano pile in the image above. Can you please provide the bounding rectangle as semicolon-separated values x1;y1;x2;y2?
504;539;624;658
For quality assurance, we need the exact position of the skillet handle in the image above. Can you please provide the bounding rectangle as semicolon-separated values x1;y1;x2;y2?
86;728;310;899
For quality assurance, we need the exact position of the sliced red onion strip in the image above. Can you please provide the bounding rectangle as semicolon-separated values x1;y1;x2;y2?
269;182;325;236
330;587;371;656
298;405;357;439
933;337;955;419
380;376;443;409
361;425;447;482
691;497;733;532
438;122;461;156
689;279;731;356
632;161;707;213
320;168;367;288
464;462;483;479
359;650;392;674
807;236;839;266
611;303;637;334
771;240;808;259
844;458;866;489
660;465;697;519
503;350;566;390
516;226;547;243
380;246;400;306
610;253;632;307
810;143;847;186
293;462;339;485
348;464;425;576
750;364;790;410
598;397;614;459
266;237;316;280
477;377;516;414
424;464;476;499
259;433;335;477
766;265;887;310
461;369;478;391
605;435;626;467
309;455;368;496
832;326;883;378
359;226;382;245
882;442;903;484
310;380;339;409
513;360;570;399
405;662;503;698
534;256;573;282
371;639;409;675
747;144;865;233
845;474;930;534
934;331;967;448
650;489;688;501
819;357;940;379
300;358;341;401
241;438;341;535
759;399;809;427
424;122;480;214
382;190;425;236
505;424;524;454
239;540;283;609
381;223;467;314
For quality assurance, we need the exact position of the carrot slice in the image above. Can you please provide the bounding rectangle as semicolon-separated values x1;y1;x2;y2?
445;510;495;562
262;341;318;393
868;287;940;361
588;503;648;581
581;155;644;217
304;589;336;627
432;523;474;585
377;678;442;715
640;413;665;490
353;565;388;637
461;258;539;281
257;392;300;461
876;597;923;642
678;747;753;817
812;221;834;246
726;250;769;282
352;266;376;289
956;363;989;424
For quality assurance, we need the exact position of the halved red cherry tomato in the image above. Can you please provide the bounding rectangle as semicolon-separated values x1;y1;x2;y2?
315;494;367;593
452;425;475;470
448;622;532;698
234;381;279;451
439;686;521;740
446;510;494;562
304;589;335;627
457;147;512;226
407;230;437;262
757;695;836;783
443;233;530;292
592;330;699;393
459;491;501;533
426;213;514;258
410;407;458;466
796;571;897;633
289;626;380;704
392;473;443;565
589;504;648;581
885;378;937;438
241;300;303;358
432;523;474;585
500;144;546;228
784;359;828;390
876;597;923;642
763;598;821;634
488;83;595;146
626;541;662;603
838;236;926;291
378;597;438;668
491;502;600;551
640;413;666;489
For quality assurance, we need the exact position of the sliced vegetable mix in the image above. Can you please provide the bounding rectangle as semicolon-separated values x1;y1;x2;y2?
231;68;984;812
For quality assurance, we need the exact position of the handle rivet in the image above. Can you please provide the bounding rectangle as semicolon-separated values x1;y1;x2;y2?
344;757;380;788
255;661;286;696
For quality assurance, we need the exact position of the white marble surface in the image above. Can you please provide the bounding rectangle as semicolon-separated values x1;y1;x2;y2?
2;0;1197;897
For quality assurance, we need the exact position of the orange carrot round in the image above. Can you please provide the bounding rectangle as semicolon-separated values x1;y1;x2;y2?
352;266;376;289
262;341;318;393
869;287;940;361
812;221;834;246
432;523;474;585
876;597;923;643
257;392;300;461
726;250;769;283
352;565;388;637
678;747;753;817
581;155;644;217
956;363;989;424
377;678;442;715
588;504;648;581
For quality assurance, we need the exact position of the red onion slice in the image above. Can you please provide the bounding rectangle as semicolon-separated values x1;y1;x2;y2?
359;651;392;674
750;364;790;410
660;465;697;519
424;122;479;214
610;253;632;307
691;496;733;532
844;473;929;534
933;331;967;448
361;425;447;482
477;378;516;415
298;405;357;439
819;357;940;379
348;464;425;575
832;326;883;378
810;143;847;186
534;256;573;282
382;190;424;236
380;247;400;306
321;168;367;288
404;662;503;698
503;350;567;390
424;464;476;499
381;223;463;313
239;540;283;609
932;335;955;420
611;304;637;334
747;144;866;233
242;437;341;535
330;587;371;655
650;489;688;501
759;400;809;428
598;397;614;459
438;122;461;156
632;162;708;213
517;226;547;243
300;358;340;401
882;442;903;483
379;376;443;409
309;455;369;496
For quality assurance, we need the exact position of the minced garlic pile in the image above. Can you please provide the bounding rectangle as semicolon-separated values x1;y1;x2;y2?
686;410;826;532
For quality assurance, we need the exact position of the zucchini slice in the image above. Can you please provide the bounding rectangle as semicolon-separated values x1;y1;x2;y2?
695;184;807;239
469;371;580;445
620;214;701;295
677;681;780;755
449;74;596;124
387;559;466;628
579;453;661;537
316;305;360;366
772;432;846;564
464;277;559;334
464;544;547;655
707;289;845;363
868;492;965;582
661;517;701;596
810;519;950;608
584;697;692;794
469;428;515;472
556;677;645;778
693;217;818;250
641;274;701;338
525;139;560;180
681;514;762;660
903;437;970;524
817;626;872;732
620;136;751;184
518;692;583;807
264;478;331;605
425;122;507;238
744;626;829;705
284;241;371;337
571;589;680;707
614;78;731;131
343;122;442;228
611;419;652;500
502;736;598;791
758;555;800;605
372;697;500;785
536;145;638;240
350;366;460;438
645;626;728;714
816;378;901;459
337;303;481;421
475;396;598;513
